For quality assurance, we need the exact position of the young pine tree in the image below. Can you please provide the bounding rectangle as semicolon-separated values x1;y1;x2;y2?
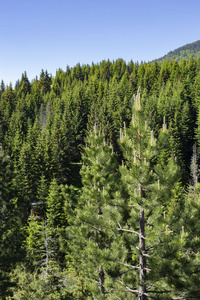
67;125;124;299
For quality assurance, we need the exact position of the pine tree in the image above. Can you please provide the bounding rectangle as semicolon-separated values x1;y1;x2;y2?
67;125;123;299
0;80;5;93
110;88;183;299
38;70;52;95
12;217;67;300
46;178;66;228
0;145;24;298
172;144;200;298
18;72;31;97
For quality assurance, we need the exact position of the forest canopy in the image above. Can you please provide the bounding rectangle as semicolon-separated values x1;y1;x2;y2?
1;57;200;299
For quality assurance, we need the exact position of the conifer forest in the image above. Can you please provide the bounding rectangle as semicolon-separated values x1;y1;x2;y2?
2;57;200;299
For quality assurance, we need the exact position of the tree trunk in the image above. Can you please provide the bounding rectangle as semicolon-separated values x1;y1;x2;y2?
98;265;105;295
139;209;146;300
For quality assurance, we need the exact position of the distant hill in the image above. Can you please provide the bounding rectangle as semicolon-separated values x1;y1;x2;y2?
155;40;200;64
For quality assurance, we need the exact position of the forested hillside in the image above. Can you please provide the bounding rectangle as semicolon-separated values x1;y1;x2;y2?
1;57;200;299
155;40;200;63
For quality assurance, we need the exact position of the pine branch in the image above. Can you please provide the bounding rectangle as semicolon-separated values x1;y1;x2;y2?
143;293;158;299
117;280;139;294
104;288;114;294
110;260;151;271
118;222;146;239
117;268;138;276
145;246;154;251
105;287;139;294
148;290;172;294
112;260;140;270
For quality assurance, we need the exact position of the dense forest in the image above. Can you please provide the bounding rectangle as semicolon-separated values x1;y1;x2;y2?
1;56;200;299
155;40;200;63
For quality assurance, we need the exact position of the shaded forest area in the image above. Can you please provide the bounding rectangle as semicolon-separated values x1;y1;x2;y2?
1;57;200;299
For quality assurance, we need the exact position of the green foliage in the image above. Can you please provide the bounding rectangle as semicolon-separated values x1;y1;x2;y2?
38;69;52;95
0;145;25;298
66;125;123;298
111;89;182;298
1;57;200;298
8;264;69;300
46;178;66;228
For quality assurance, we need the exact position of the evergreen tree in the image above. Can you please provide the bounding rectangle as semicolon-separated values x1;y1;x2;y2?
0;145;24;298
110;88;183;299
171;145;200;298
2;58;200;299
0;80;5;96
38;69;52;95
46;178;66;228
18;72;31;97
12;217;67;300
67;125;122;299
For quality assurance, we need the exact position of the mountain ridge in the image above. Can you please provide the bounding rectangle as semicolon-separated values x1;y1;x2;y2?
154;40;200;63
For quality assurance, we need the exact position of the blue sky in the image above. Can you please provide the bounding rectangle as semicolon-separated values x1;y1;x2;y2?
1;0;200;86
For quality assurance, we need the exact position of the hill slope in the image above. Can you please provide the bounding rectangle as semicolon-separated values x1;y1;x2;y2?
155;40;200;63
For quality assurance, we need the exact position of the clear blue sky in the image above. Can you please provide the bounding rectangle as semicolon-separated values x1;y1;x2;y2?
1;0;200;86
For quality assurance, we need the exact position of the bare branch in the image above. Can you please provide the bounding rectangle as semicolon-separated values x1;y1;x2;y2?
104;288;114;294
117;280;139;294
111;260;151;271
143;253;151;257
117;223;146;239
144;293;158;299
145;246;154;251
113;261;140;270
